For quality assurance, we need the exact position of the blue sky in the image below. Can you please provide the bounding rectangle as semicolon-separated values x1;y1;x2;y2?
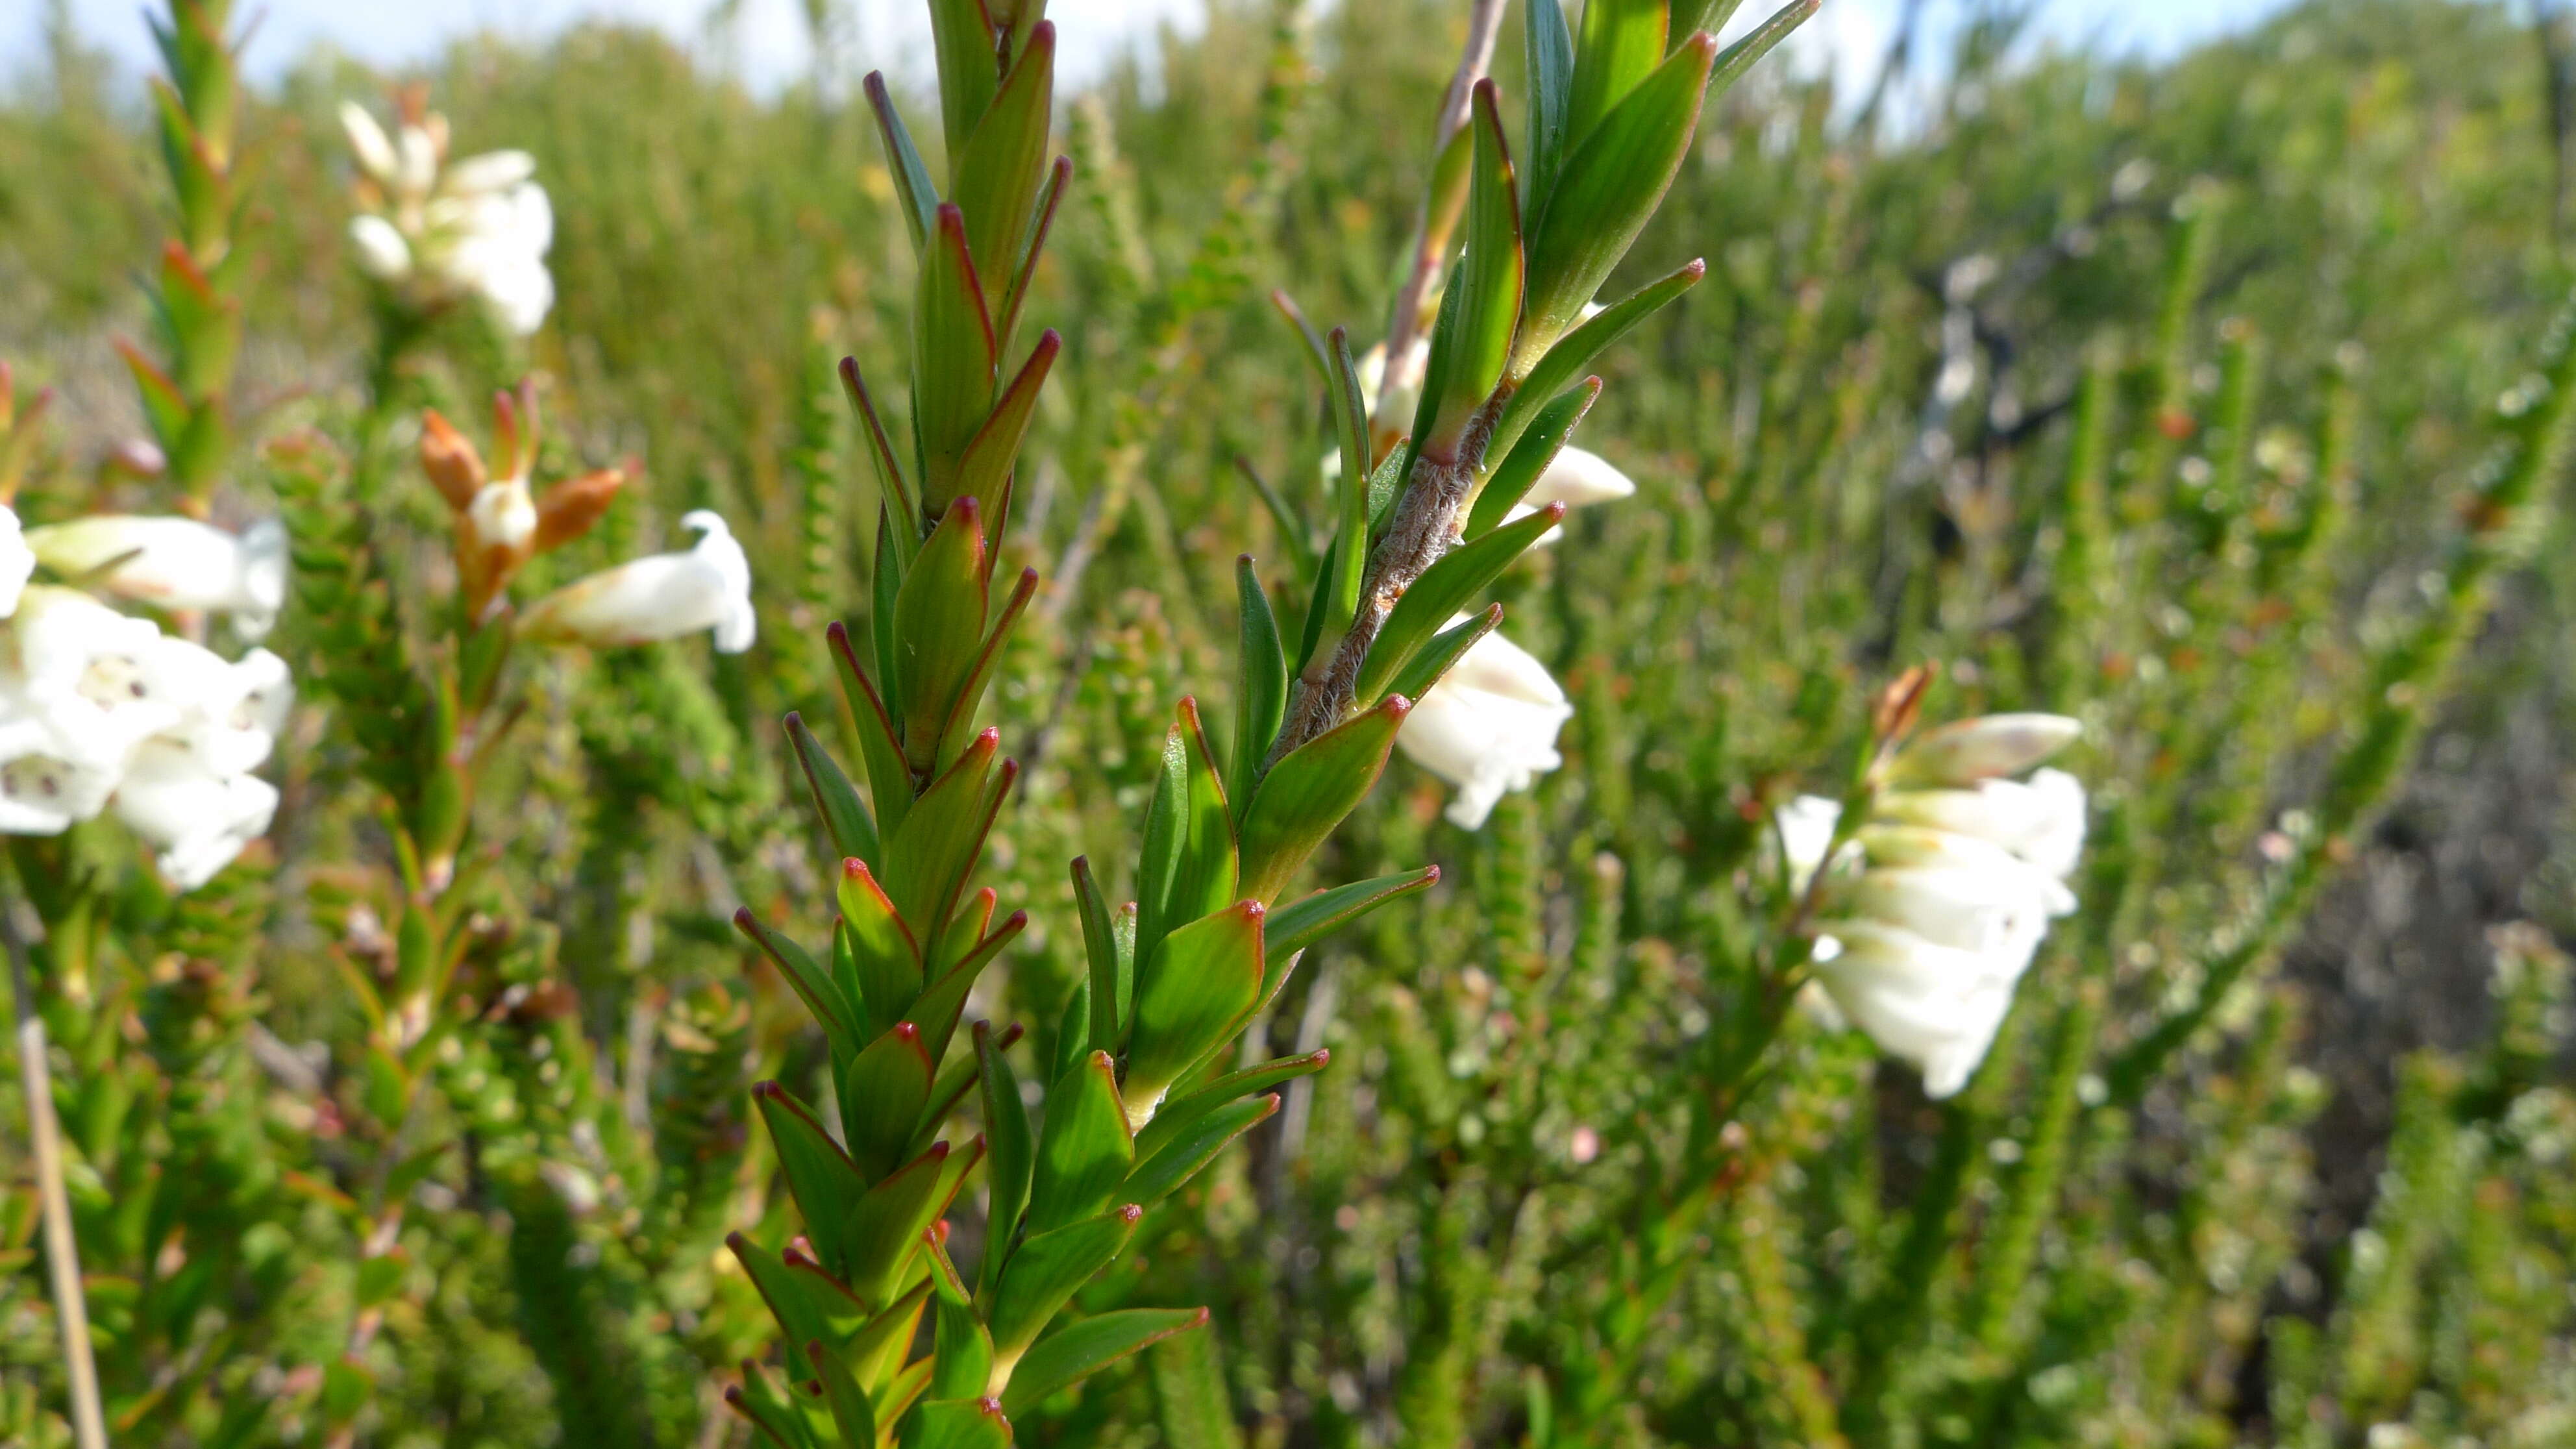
12;0;2297;95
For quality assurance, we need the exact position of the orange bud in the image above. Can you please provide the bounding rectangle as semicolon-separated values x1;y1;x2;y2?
534;467;628;551
418;409;486;510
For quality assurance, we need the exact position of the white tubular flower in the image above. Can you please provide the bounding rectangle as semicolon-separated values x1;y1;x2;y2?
153;645;294;776
343;99;555;336
1394;627;1571;830
24;515;289;638
110;738;279;891
2;586;188;763
0;505;31;618
1876;768;2088;880
1773;713;2087;1099
1504;445;1639;546
518;511;757;654
0;713;121;834
1809;920;2020;1100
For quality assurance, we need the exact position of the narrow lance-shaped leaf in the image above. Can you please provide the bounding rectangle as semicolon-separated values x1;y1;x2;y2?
930;1298;997;1400
953;21;1057;284
1068;856;1128;1054
1524;0;1578;208
1411;81;1523;463
789;712;879;873
976;1021;1032;1298
1711;0;1819;99
839;859;925;1039
1356;503;1565;704
1566;0;1668;155
1121;901;1265;1126
1236;696;1412;906
839;1022;936;1183
1125;1093;1281;1208
1028;1050;1133;1235
1164;699;1237;931
1468;378;1602;537
1324;328;1372;636
1133;1051;1330;1163
864;73;940;261
752;1082;865;1278
1130;724;1190;972
1230;557;1287;809
998;156;1072;353
830;620;918;837
1518;34;1718;370
952;332;1062;531
1384;607;1504;719
926;0;1000;159
916;205;1000;511
736;911;859;1061
998;1308;1210;1415
937;564;1043;773
988;1206;1144;1370
894;496;991;773
841;356;920;556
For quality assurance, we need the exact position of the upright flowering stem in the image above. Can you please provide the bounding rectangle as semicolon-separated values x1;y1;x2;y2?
125;0;249;514
6;903;106;1449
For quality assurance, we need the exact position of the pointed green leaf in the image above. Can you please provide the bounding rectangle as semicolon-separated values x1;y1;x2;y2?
997;156;1071;353
999;1307;1209;1415
952;334;1060;536
1711;0;1816;98
1070;857;1129;1056
976;1021;1032;1297
1675;0;1750;40
841;1022;936;1183
754;1082;865;1278
895;497;992;773
1520;36;1717;368
900;1396;1013;1449
927;0;1000;158
1122;902;1265;1122
838;859;925;1039
1383;607;1502;714
906;910;1028;1066
863;73;940;262
847;1139;975;1306
789;713;880;873
830;621;917;837
1133;1052;1329;1163
736;911;859;1060
726;1370;810;1449
1356;502;1564;705
1130;724;1189;972
730;1233;871;1378
1167;699;1236;931
912;1022;1012;1163
1525;0;1578;208
1230;558;1288;810
1413;82;1524;460
917;205;1000;510
885;730;1009;953
1052;979;1094;1086
989;1206;1142;1363
1490;260;1702;466
1028;1050;1133;1236
810;1338;879;1448
1324;328;1372;637
954;21;1056;280
1124;1093;1280;1208
1237;697;1411;906
938;562;1039;773
841;357;920;556
932;1297;997;1401
1261;866;1441;1001
1468;377;1602;538
1567;0;1668;155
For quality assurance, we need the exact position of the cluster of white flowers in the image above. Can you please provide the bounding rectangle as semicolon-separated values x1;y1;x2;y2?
342;102;554;337
0;507;291;889
1370;333;1639;828
1777;713;2088;1098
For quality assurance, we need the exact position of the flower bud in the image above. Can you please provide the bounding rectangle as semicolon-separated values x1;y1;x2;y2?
1892;712;2081;786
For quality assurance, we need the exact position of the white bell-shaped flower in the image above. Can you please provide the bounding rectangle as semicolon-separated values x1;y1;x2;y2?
518;511;756;654
1771;714;2088;1100
24;515;289;638
2;587;190;763
1394;626;1571;830
151;645;294;777
110;738;279;891
1809;920;2022;1100
0;505;31;619
343;99;556;336
0;712;121;834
